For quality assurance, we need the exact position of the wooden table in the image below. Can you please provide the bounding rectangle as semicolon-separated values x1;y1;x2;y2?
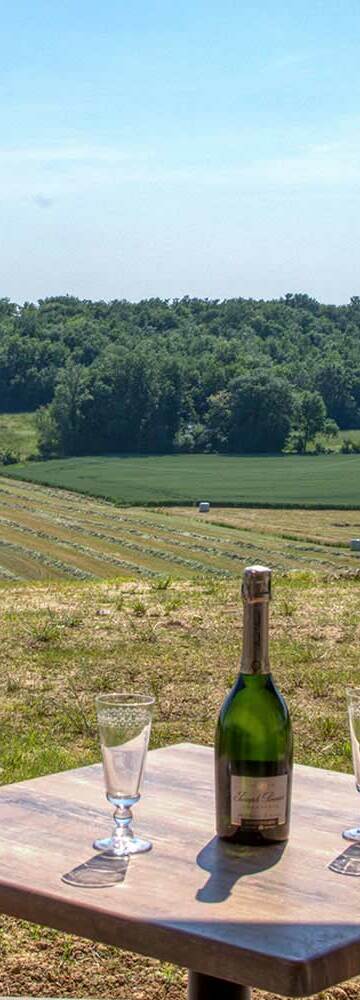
0;744;360;1000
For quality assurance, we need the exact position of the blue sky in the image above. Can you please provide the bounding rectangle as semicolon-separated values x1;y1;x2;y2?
1;0;360;303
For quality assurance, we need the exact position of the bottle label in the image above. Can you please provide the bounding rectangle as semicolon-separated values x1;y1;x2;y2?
231;774;288;828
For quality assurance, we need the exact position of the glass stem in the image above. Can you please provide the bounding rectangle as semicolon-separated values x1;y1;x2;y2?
113;805;133;841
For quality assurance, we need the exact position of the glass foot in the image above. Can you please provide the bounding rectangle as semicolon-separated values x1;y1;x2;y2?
93;834;152;856
343;827;360;842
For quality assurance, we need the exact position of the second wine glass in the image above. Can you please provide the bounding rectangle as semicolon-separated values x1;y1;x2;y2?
94;692;154;856
343;688;360;842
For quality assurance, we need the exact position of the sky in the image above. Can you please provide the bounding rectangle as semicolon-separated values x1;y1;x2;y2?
1;0;360;304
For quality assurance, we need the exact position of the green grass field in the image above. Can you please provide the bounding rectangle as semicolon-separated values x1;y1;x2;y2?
0;572;359;1000
0;476;360;581
4;451;360;507
2;447;360;1000
0;472;360;999
0;411;38;460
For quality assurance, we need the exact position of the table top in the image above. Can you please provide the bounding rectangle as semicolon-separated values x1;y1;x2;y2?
0;743;359;997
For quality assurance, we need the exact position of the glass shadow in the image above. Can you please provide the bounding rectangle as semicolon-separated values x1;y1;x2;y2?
329;843;360;876
62;851;129;888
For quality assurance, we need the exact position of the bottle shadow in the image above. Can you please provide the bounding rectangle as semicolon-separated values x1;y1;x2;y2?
62;851;129;888
196;836;286;903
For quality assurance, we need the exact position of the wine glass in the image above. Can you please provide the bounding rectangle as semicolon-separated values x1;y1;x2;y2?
94;692;154;856
343;688;360;841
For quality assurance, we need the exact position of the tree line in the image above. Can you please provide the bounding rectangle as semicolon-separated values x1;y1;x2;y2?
0;293;360;457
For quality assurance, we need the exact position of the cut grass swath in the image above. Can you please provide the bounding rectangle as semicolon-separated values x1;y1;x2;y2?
0;477;359;583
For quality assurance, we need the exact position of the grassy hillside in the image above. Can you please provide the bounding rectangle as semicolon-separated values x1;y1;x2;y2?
0;477;359;582
4;451;360;507
1;457;360;1000
0;411;38;460
0;572;358;1000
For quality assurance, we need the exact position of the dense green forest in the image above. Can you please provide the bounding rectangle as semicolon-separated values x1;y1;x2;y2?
1;293;360;457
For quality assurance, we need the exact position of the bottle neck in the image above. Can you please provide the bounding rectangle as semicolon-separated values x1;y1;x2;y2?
240;600;270;675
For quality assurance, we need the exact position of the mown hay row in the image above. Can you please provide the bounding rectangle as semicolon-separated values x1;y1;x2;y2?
0;505;350;579
0;497;353;571
0;516;232;578
0;563;22;581
0;539;95;580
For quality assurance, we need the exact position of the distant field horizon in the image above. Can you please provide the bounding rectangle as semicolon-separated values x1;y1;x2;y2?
3;452;360;509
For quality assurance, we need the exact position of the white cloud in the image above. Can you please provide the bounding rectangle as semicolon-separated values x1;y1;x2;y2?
0;132;359;204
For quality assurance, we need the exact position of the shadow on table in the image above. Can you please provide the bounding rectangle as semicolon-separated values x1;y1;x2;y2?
329;842;360;876
196;836;285;903
62;851;129;888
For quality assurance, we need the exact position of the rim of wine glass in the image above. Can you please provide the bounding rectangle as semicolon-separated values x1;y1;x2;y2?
96;692;155;707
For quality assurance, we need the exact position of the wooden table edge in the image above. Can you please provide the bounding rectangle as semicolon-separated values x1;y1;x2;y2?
0;877;358;996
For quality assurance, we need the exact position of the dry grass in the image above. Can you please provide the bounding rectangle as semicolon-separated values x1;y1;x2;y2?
173;505;360;547
0;571;360;998
0;478;360;583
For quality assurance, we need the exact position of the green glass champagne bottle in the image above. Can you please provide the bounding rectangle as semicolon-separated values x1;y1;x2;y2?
215;565;293;844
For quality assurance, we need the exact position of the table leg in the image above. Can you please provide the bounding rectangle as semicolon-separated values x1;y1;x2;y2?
188;971;251;999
